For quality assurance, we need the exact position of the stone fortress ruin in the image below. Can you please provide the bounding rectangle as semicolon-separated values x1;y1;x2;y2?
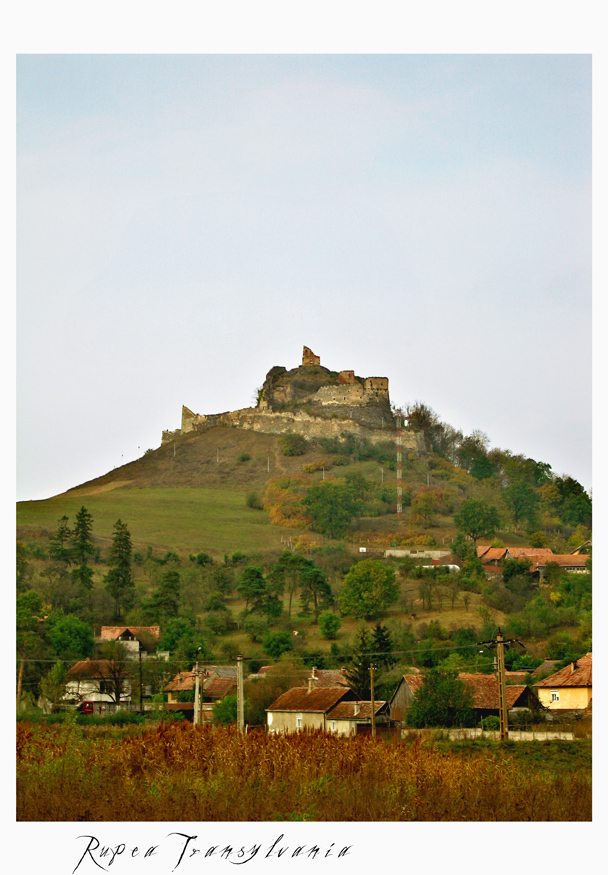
161;346;420;453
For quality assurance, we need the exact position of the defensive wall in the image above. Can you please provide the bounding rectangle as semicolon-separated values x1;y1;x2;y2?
161;345;421;453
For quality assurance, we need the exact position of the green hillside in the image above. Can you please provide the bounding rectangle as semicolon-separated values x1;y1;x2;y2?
17;410;592;710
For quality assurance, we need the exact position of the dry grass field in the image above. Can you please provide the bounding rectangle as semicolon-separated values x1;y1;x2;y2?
17;720;591;822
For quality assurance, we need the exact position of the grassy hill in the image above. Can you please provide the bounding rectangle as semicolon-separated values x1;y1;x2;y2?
16;418;592;692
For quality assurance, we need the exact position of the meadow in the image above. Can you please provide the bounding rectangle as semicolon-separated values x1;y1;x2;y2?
17;486;286;557
17;720;591;822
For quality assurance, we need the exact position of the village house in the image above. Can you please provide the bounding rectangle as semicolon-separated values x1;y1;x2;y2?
163;665;238;721
266;686;356;734
389;671;539;724
534;653;592;715
98;626;169;660
325;700;390;736
476;546;590;578
64;657;133;708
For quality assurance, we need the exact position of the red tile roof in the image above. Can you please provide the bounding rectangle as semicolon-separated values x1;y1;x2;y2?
534;554;589;569
327;701;387;720
67;658;133;680
164;671;196;693
458;673;531;709
267;686;353;713
203;677;237;699
534;653;592;689
477;547;508;564
99;626;160;640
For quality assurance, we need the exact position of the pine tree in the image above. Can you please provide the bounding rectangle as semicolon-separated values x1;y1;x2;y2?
105;519;134;620
371;622;397;671
71;506;95;590
49;515;72;565
344;626;373;699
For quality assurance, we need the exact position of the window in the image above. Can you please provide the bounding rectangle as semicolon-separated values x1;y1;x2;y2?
551;690;560;702
330;721;337;732
296;715;303;729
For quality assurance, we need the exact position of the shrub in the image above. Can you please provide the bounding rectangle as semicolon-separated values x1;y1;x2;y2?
246;492;263;509
279;434;307;456
238;453;251;462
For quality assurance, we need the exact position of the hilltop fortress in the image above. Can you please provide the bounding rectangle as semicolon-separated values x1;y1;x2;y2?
161;346;421;452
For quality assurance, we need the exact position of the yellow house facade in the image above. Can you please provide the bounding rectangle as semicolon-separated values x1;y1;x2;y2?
535;653;592;711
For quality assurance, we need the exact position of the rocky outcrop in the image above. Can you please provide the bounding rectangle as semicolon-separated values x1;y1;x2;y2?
162;347;410;447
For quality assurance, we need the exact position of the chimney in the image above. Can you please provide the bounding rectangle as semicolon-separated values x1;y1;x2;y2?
354;703;360;715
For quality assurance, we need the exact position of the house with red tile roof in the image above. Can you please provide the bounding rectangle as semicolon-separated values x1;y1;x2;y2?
98;626;169;660
326;700;390;736
266;686;356;734
389;671;538;724
534;653;592;713
65;657;133;705
163;666;238;721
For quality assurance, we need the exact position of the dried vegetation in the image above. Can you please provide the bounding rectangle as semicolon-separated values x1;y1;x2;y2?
17;721;591;822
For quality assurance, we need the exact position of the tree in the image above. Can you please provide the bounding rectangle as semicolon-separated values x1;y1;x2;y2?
71;506;95;590
237;565;269;612
47;613;94;659
406;668;476;728
98;641;131;703
298;563;334;622
344;626;373;699
504;481;540;528
340;559;399;620
318;610;341;640
411;487;443;526
213;694;238;725
17;590;44;706
39;660;68;713
49;516;72;565
454;499;500;547
302;481;362;539
371;622;397;671
105;519;134;620
262;631;294;659
144;569;181;620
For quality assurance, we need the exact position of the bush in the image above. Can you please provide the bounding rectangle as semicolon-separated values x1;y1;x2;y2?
279;434;307;456
238;453;251;462
262;631;294;659
246;492;263;509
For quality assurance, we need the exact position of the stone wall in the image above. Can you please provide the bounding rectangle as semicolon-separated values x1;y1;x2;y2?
162;405;422;451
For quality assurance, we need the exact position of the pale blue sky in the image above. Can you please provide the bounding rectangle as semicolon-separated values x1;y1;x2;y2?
17;54;592;500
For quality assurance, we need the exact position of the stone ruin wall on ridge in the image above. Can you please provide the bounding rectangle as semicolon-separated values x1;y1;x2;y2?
161;346;420;453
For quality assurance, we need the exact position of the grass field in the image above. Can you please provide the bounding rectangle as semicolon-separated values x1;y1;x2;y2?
16;720;592;822
17;486;303;558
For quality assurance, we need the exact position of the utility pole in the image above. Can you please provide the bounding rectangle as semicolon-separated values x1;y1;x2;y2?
396;411;403;515
370;664;376;739
193;647;202;726
237;655;245;734
138;645;144;714
496;629;508;741
477;630;525;742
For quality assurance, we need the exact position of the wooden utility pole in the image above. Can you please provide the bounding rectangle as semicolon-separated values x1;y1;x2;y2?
477;630;525;742
193;649;201;726
237;655;245;733
496;629;508;741
370;664;376;739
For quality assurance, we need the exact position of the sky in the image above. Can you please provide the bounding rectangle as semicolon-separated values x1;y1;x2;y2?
16;53;592;501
